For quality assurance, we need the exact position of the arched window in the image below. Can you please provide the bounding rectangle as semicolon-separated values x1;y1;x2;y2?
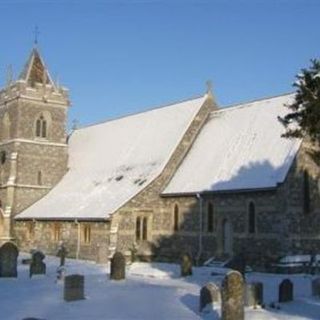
27;221;35;240
82;224;91;244
136;217;141;241
53;222;61;241
303;170;310;214
142;217;148;241
173;204;179;231
248;202;256;234
37;171;42;185
35;114;47;138
207;202;214;232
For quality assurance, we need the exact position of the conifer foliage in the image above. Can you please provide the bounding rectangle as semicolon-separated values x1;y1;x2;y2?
279;59;320;144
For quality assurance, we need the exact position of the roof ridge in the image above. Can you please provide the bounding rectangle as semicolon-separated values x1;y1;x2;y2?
217;91;295;113
74;93;206;131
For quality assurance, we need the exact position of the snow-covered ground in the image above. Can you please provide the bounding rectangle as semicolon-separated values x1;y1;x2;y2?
0;254;319;320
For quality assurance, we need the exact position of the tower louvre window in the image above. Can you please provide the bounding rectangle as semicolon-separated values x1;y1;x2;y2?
37;171;42;185
35;115;47;138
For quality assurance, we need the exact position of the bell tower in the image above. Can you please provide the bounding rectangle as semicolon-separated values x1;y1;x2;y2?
0;47;70;242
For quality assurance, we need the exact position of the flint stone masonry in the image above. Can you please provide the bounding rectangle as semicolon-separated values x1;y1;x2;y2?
279;279;293;303
221;271;244;320
0;242;18;277
110;252;125;280
64;274;85;302
199;282;220;311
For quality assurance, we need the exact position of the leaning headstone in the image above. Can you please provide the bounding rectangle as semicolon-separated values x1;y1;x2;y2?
57;243;67;267
312;278;320;296
181;253;193;277
64;274;85;301
279;279;293;302
0;242;19;277
110;252;125;280
29;251;46;278
199;282;220;312
221;271;245;320
245;282;263;307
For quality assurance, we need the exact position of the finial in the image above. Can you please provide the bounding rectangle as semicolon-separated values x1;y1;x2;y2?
6;65;13;86
33;25;40;46
206;80;213;94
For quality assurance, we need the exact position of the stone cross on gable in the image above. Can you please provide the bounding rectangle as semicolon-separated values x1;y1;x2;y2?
34;26;40;46
206;80;213;94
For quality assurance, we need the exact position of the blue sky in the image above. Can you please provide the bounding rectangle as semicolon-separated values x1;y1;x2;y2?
0;0;319;127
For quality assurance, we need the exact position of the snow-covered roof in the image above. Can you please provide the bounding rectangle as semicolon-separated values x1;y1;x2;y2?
16;95;207;220
163;94;302;195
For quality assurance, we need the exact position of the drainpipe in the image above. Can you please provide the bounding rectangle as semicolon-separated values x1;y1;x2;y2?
75;219;80;259
196;193;203;265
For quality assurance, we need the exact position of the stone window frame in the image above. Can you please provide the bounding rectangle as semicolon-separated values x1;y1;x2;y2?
207;201;214;233
247;200;256;234
34;111;52;140
27;221;36;240
52;222;61;242
173;203;180;232
81;223;91;244
135;212;150;242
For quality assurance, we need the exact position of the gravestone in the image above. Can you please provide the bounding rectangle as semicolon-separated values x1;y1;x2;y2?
278;279;293;302
57;243;67;267
64;274;85;301
245;282;263;307
29;251;46;278
0;242;19;277
221;271;244;320
181;253;193;277
199;282;220;312
312;278;320;296
110;252;125;280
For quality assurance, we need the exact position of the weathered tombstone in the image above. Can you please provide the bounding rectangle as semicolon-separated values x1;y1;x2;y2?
221;271;245;320
57;243;67;267
245;282;263;307
64;274;85;301
181;253;193;277
110;252;125;280
29;251;46;278
199;282;220;312
278;279;293;302
0;242;19;277
312;278;320;296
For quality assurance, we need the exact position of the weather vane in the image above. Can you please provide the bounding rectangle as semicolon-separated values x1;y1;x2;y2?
34;26;40;46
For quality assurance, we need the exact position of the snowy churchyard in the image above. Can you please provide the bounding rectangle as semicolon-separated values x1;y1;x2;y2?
0;253;320;319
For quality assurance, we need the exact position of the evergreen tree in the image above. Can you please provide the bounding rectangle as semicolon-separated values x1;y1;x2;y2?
279;59;320;144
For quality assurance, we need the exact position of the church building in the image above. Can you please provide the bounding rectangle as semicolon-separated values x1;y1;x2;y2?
1;48;319;265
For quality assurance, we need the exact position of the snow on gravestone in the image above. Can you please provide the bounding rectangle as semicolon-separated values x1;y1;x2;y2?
64;274;85;302
221;271;244;320
199;282;221;312
278;279;293;303
110;252;126;280
0;242;18;277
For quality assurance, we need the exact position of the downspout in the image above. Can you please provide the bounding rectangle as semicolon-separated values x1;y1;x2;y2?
196;193;203;265
75;219;80;259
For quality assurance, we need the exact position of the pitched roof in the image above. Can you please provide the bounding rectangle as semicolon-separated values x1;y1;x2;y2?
19;48;54;86
163;94;302;195
16;95;207;220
